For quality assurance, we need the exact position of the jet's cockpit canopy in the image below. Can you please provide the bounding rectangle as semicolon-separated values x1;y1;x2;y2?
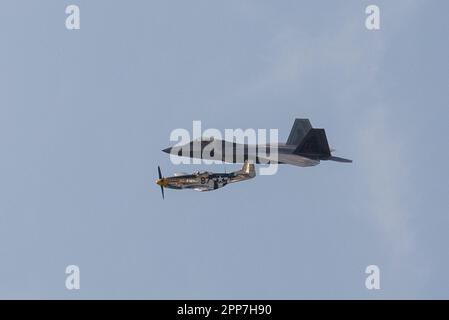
190;137;217;150
192;136;214;142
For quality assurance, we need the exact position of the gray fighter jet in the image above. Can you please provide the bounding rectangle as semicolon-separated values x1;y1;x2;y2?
155;161;256;198
162;119;352;167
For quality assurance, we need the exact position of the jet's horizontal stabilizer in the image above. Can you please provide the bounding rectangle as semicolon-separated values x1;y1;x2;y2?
328;156;353;163
286;119;312;145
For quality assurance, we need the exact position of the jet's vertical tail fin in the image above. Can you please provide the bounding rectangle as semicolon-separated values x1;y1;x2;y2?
293;128;331;158
241;160;256;178
286;119;312;145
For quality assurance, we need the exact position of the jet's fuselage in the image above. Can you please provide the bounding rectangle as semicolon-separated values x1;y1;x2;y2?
163;140;321;167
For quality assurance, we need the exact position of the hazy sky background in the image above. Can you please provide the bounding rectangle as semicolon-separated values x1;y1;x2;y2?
0;0;448;299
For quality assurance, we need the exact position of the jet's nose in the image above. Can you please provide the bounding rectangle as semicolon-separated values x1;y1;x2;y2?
162;147;172;154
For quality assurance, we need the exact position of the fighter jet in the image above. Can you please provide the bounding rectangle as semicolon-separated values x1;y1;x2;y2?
155;161;256;198
162;119;352;167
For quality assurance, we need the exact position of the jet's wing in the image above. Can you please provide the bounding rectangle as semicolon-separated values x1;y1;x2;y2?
256;153;320;167
278;153;320;167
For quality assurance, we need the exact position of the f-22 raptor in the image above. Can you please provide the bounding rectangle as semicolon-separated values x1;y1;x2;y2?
155;161;255;199
162;118;352;167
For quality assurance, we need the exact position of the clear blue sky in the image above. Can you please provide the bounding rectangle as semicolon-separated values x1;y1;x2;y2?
0;0;448;299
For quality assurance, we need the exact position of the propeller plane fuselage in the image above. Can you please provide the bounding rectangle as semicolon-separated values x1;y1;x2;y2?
156;161;255;196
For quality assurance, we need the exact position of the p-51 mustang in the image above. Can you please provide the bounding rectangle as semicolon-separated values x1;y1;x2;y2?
155;161;255;199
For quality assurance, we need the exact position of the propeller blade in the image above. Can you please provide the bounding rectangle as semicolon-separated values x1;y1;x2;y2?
157;166;164;199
